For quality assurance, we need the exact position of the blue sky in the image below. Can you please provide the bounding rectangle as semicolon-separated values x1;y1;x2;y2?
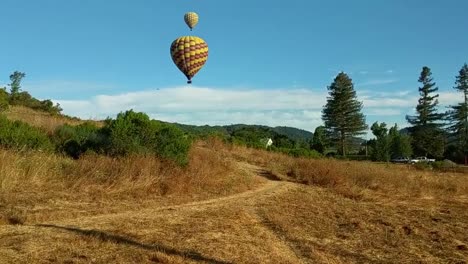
0;0;467;133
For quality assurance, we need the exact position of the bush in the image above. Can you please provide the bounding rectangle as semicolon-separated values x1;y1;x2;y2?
103;110;159;156
10;91;62;115
306;149;324;159
274;147;322;159
0;88;8;112
432;160;458;172
413;162;432;171
54;122;105;158
154;125;191;166
0;116;53;151
230;127;272;149
103;110;191;165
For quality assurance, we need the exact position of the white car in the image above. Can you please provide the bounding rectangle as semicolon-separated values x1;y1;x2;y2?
391;157;410;163
410;157;435;163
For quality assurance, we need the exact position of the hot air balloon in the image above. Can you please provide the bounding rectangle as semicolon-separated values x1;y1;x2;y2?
184;12;199;31
170;36;208;84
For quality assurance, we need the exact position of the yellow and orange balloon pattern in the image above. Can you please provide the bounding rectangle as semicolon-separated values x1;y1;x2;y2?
170;36;208;84
184;12;199;30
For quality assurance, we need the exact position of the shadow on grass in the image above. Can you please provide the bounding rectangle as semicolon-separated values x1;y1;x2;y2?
35;224;232;264
255;169;282;181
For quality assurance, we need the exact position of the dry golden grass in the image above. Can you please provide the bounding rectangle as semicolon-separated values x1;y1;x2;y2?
4;105;103;134
0;141;262;223
1;135;468;263
255;183;468;263
230;144;468;200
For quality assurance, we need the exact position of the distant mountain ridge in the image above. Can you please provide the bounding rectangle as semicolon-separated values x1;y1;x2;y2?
171;123;313;142
271;126;313;142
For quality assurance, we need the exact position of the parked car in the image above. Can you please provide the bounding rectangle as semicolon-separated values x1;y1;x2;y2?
410;156;436;164
391;157;410;163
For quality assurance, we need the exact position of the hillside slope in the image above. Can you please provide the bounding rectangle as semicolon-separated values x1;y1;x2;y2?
1;142;468;263
4;106;103;134
1;107;467;263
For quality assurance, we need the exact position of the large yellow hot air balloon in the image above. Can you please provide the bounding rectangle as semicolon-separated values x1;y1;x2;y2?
170;36;208;84
184;12;199;31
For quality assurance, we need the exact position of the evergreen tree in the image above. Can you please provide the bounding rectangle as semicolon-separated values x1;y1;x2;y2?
311;126;327;154
454;63;468;103
388;124;413;158
8;71;26;104
406;66;445;157
370;122;390;162
447;63;468;163
322;72;367;156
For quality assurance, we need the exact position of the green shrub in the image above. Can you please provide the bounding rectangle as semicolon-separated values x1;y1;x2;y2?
154;125;191;166
103;110;191;165
287;148;308;157
103;110;158;155
230;127;272;149
413;162;432;171
273;147;322;159
10;91;62;115
54;122;105;158
305;149;323;159
0;116;53;151
0;88;9;112
432;160;458;171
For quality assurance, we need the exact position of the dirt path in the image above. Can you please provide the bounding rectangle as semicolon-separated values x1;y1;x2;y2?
54;162;296;225
15;161;307;263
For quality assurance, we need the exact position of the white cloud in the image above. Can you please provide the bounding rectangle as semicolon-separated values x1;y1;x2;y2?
57;86;327;113
363;97;416;108
55;86;328;131
365;90;411;97
439;91;464;105
366;108;402;116
24;80;115;94
386;70;394;74
360;90;461;108
52;84;463;133
357;79;398;86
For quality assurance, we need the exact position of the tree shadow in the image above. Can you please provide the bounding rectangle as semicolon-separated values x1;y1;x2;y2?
35;224;232;264
255;169;282;181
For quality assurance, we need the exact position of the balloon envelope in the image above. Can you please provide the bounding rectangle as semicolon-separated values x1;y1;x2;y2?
184;12;199;30
170;36;208;84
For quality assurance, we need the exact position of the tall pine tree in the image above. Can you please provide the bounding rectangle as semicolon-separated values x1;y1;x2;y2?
406;66;445;158
8;71;26;105
322;72;367;156
370;122;390;162
388;124;412;158
311;126;328;154
447;63;468;163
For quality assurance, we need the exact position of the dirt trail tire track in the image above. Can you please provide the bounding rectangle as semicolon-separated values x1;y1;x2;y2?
57;162;296;225
37;161;307;263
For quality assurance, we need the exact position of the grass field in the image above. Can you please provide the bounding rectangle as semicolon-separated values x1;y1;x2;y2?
1;110;468;263
4;106;103;134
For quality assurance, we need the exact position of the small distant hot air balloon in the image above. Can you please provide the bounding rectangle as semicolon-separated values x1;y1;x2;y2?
184;12;199;31
170;36;208;84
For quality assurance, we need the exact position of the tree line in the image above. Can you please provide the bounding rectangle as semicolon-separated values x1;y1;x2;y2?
317;64;468;164
0;71;63;114
1;64;467;164
0;71;323;163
